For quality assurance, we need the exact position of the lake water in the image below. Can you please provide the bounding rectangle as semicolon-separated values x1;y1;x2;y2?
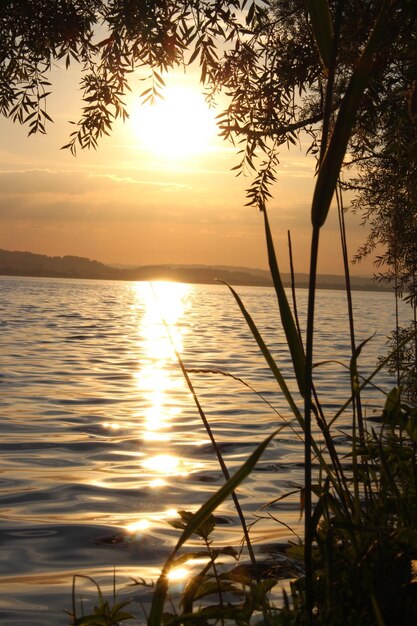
0;276;411;625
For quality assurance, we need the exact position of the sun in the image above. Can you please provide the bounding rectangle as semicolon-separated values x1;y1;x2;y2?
131;84;218;160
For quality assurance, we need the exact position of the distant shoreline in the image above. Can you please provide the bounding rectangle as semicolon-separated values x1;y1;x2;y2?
0;248;394;292
0;271;394;291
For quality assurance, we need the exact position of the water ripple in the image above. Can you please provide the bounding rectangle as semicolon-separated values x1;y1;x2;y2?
0;276;407;624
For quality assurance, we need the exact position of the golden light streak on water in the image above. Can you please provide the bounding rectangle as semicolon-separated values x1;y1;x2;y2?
142;431;170;442
167;566;190;582
125;519;151;533
124;508;180;535
85;284;207;543
148;478;167;488
134;282;190;440
102;421;121;430
142;453;196;477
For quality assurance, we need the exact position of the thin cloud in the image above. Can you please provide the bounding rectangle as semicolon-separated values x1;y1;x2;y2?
85;171;191;190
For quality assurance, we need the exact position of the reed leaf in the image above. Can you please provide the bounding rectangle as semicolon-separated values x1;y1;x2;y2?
221;281;341;492
157;309;256;567
330;328;417;427
186;367;303;441
304;0;333;70
311;0;390;228
221;280;303;423
263;209;306;396
148;429;280;626
349;335;374;398
178;430;280;551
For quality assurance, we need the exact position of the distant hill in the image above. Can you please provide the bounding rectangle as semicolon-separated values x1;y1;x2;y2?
0;248;391;291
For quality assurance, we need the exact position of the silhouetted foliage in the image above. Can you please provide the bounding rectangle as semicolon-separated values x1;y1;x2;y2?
2;2;416;188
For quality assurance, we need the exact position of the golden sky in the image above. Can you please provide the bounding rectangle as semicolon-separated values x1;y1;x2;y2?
0;67;375;276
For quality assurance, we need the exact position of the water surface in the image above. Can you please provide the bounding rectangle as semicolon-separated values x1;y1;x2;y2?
0;276;410;624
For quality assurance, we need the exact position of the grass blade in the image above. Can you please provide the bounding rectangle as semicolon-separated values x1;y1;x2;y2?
287;229;303;343
186;367;303;440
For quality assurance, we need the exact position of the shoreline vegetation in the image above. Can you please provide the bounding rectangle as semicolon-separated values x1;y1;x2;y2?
0;248;392;292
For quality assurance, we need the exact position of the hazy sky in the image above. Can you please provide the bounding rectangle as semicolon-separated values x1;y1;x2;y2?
0;65;376;276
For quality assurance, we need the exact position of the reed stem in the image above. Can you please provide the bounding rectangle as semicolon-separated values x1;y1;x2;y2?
336;181;365;441
304;224;320;623
287;229;302;343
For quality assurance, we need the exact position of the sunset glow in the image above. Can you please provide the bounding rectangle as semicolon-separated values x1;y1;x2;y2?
0;62;376;274
131;85;218;160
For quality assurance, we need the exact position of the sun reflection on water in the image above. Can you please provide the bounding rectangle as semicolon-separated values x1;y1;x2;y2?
126;518;151;533
167;566;189;582
149;478;167;488
142;453;196;476
135;283;189;441
132;282;201;485
166;557;211;590
124;508;181;538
